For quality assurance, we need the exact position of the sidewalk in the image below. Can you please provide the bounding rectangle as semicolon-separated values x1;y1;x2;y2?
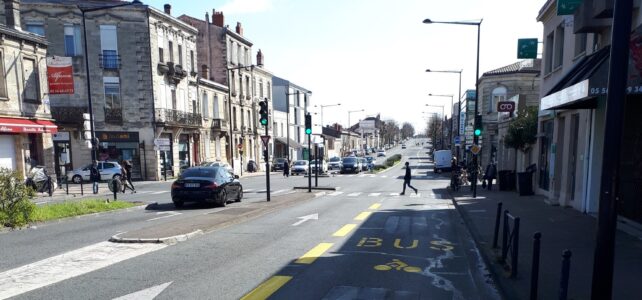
450;187;642;300
35;181;163;202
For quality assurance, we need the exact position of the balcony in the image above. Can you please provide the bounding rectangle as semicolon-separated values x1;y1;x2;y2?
155;108;202;127
573;0;612;33
99;52;121;70
211;118;229;132
50;106;87;124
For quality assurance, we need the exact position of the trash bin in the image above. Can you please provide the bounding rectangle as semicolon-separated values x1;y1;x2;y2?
517;164;536;196
498;170;515;191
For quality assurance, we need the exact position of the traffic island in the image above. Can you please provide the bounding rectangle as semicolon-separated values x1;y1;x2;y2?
292;185;337;191
109;191;317;244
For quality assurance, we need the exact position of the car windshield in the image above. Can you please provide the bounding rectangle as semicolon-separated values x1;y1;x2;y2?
329;157;341;162
343;157;356;163
294;161;307;165
366;157;373;162
180;167;218;178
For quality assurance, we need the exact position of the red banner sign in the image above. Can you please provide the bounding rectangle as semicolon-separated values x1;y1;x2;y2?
46;56;74;94
497;101;516;112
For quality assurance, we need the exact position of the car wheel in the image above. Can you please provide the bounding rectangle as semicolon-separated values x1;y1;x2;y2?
72;175;82;184
218;189;227;207
235;187;243;202
173;199;184;208
113;174;121;181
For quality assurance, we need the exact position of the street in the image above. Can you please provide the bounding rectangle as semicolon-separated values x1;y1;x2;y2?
0;142;498;300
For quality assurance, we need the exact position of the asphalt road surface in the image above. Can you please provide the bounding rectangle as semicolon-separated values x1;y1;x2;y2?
0;140;499;300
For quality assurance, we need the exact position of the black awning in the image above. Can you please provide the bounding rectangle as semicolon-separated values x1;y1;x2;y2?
275;137;302;149
545;46;610;97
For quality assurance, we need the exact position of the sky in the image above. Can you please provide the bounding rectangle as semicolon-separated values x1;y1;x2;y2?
146;0;545;133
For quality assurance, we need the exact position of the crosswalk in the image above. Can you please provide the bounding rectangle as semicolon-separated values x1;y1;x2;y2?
329;173;441;180
323;191;423;198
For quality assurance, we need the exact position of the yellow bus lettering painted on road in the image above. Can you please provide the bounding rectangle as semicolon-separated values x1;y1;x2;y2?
393;238;418;249
357;237;383;247
430;240;454;251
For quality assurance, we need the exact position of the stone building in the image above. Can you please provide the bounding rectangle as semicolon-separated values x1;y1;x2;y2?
20;1;207;180
272;77;312;161
477;59;541;172
0;0;54;179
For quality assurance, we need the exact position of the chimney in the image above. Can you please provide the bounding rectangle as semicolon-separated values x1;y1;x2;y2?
256;49;264;67
5;0;21;30
212;9;224;27
235;22;243;35
205;12;209;24
163;4;171;15
201;64;210;80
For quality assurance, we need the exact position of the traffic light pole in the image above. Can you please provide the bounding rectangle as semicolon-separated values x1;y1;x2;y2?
265;124;270;202
308;134;311;193
472;23;481;199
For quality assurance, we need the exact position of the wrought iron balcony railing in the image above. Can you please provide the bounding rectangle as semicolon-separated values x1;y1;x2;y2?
155;108;202;127
211;118;229;131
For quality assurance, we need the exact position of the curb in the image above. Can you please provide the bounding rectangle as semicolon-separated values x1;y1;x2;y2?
109;229;203;245
293;186;337;191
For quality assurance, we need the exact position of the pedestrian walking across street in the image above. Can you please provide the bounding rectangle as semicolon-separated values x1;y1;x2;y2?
121;160;136;193
400;161;418;195
283;159;290;177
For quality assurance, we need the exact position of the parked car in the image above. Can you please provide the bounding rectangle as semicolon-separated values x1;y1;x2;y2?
340;157;362;174
291;160;309;175
377;150;386;157
360;157;369;171
310;159;328;174
200;161;234;176
433;149;453;173
66;161;122;184
171;166;242;208
271;158;287;171
328;157;342;170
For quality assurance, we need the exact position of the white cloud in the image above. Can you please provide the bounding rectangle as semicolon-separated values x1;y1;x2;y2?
220;0;272;14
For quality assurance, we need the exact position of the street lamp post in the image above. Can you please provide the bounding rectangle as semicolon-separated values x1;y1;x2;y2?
428;94;454;149
426;69;462;158
79;0;142;161
226;64;256;175
424;18;482;198
314;103;341;159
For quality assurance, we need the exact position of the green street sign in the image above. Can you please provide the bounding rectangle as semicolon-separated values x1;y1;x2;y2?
557;0;582;15
517;38;538;59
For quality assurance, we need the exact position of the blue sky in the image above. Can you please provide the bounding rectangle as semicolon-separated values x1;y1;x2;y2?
146;0;544;132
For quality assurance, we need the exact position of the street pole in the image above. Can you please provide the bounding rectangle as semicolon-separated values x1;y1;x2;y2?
591;0;633;298
472;22;481;198
457;71;462;161
80;11;97;161
307;114;311;193
265;124;270;202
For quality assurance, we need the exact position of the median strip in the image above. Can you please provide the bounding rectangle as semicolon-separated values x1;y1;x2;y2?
30;199;139;223
240;275;292;300
295;242;334;264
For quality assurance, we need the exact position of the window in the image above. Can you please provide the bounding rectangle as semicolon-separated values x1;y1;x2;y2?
213;95;220;118
574;33;587;57
100;25;118;69
245;48;250;66
245;76;250;97
228;40;234;64
489;87;507;113
23;58;39;101
64;25;82;56
104;77;121;112
259;80;264;98
267;82;271;98
171;88;177;110
25;23;44;36
0;52;7;98
192;97;198;115
178;44;183;66
545;32;554;74
237;44;242;66
159;47;164;63
190;50;195;72
168;41;174;62
202;92;209;118
553;23;564;69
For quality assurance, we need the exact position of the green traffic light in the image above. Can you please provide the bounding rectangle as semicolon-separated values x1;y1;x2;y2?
260;119;267;125
305;128;312;135
474;129;482;136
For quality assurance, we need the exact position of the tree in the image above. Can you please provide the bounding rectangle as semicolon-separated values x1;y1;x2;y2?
401;122;415;139
504;106;538;171
426;117;443;148
380;120;400;145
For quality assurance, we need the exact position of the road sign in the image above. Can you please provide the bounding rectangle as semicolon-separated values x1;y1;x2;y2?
154;138;170;146
454;136;461;144
471;144;481;155
260;135;271;147
517;38;538;59
557;0;582;15
237;143;243;150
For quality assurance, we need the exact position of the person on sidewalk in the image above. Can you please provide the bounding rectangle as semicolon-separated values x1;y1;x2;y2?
121;160;136;193
283;159;290;178
484;161;497;191
90;160;101;194
400;161;418;195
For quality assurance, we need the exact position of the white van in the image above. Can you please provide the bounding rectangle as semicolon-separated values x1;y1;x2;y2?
433;150;452;173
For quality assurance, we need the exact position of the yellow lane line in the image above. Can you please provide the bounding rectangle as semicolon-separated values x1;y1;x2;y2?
332;224;357;237
354;211;372;221
368;203;381;210
240;275;292;300
295;242;334;264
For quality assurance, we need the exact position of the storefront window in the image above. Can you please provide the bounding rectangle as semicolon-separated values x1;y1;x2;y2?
96;132;141;179
539;120;554;190
179;134;190;170
159;133;173;177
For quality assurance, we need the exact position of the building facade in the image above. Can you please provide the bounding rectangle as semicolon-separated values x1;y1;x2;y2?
0;0;54;179
272;76;311;161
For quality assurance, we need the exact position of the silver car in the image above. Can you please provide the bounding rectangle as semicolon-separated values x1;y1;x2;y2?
66;161;123;183
291;160;309;175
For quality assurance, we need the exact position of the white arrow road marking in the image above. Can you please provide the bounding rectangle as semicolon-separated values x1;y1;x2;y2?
292;213;319;226
147;211;182;221
0;242;166;300
113;282;172;300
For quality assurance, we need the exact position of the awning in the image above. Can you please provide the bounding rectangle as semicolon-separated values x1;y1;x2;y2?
274;137;301;149
0;118;58;134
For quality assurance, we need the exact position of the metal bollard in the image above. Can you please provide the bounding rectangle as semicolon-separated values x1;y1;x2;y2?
66;177;69;195
530;232;542;300
501;209;509;262
558;249;572;300
493;202;503;248
510;217;521;278
80;180;84;195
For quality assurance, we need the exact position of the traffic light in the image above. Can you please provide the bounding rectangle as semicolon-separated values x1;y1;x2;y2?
259;99;268;126
305;113;312;135
263;149;268;161
474;114;483;137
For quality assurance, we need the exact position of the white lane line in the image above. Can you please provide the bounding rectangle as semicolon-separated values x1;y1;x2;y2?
380;175;388;178
146;211;182;221
328;191;344;196
368;193;381;197
347;192;362;197
273;189;288;194
113;282;172;300
244;189;255;192
389;193;398;196
0;242;167;299
35;201;51;205
136;191;153;194
150;191;168;195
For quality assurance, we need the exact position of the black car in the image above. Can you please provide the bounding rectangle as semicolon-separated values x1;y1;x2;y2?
340;157;361;174
171;167;242;208
271;158;287;171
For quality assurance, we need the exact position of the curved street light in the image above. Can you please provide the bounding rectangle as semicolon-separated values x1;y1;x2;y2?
314;103;341;128
426;69;463;158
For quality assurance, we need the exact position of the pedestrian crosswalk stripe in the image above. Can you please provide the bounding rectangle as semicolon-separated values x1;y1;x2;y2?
358;174;366;178
348;192;361;197
328;191;344;196
368;193;381;197
389;193;398;196
380;175;388;178
410;193;421;198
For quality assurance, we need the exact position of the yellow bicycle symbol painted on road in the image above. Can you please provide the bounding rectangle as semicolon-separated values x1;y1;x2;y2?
373;259;422;273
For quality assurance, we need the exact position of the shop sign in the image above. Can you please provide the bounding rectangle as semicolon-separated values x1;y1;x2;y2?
53;131;70;141
497;101;516;112
96;131;139;142
46;56;74;94
154;138;171;151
